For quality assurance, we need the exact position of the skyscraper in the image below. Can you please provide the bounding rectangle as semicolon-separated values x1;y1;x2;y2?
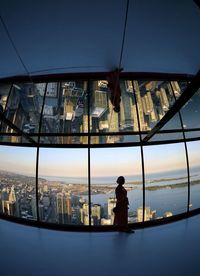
56;192;72;224
108;197;117;224
91;204;101;225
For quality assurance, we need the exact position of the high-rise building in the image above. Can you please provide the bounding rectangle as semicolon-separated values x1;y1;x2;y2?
91;204;101;225
137;207;156;222
170;81;181;98
38;204;44;220
31;196;37;219
56;192;72;224
159;88;169;111
91;90;108;118
133;81;149;131
108;197;117;224
80;202;89;225
125;80;134;93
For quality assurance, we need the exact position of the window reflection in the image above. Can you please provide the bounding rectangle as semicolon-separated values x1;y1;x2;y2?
90;147;142;225
0;146;37;220
38;148;88;225
144;143;188;220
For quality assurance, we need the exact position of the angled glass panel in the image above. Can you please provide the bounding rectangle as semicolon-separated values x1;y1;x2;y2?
1;83;45;142
147;114;184;142
187;141;200;210
38;148;88;225
90;147;142;225
133;80;188;136
144;143;188;220
146;98;184;141
40;81;88;144
133;80;181;131
0;146;37;220
180;88;200;138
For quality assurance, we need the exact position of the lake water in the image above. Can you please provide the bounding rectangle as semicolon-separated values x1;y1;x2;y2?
43;166;200;217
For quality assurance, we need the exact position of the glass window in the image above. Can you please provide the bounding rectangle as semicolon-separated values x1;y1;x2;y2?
90;147;142;225
187;141;200;210
40;81;88;144
1;83;45;142
144;143;188;220
0;146;37;220
89;80;140;144
38;148;88;225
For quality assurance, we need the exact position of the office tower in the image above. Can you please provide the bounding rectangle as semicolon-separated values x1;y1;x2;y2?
3;201;16;216
147;92;154;112
56;192;72;224
157;105;165;120
137;207;156;222
91;204;101;225
31;196;37;219
43;196;50;208
80;203;90;225
108;197;117;224
38;204;44;220
133;81;148;131
9;186;16;203
1;186;17;216
91;90;108;118
46;83;58;97
170;81;181;98
160;88;169;111
36;83;46;96
65;195;72;223
120;92;133;129
75;97;84;118
56;193;63;223
43;185;48;193
64;99;74;121
141;95;148;115
79;114;91;144
125;80;134;93
107;99;120;143
132;103;139;131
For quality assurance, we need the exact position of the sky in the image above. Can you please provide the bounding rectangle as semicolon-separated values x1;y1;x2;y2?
0;141;200;178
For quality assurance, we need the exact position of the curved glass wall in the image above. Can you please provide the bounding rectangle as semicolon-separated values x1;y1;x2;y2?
0;76;200;228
